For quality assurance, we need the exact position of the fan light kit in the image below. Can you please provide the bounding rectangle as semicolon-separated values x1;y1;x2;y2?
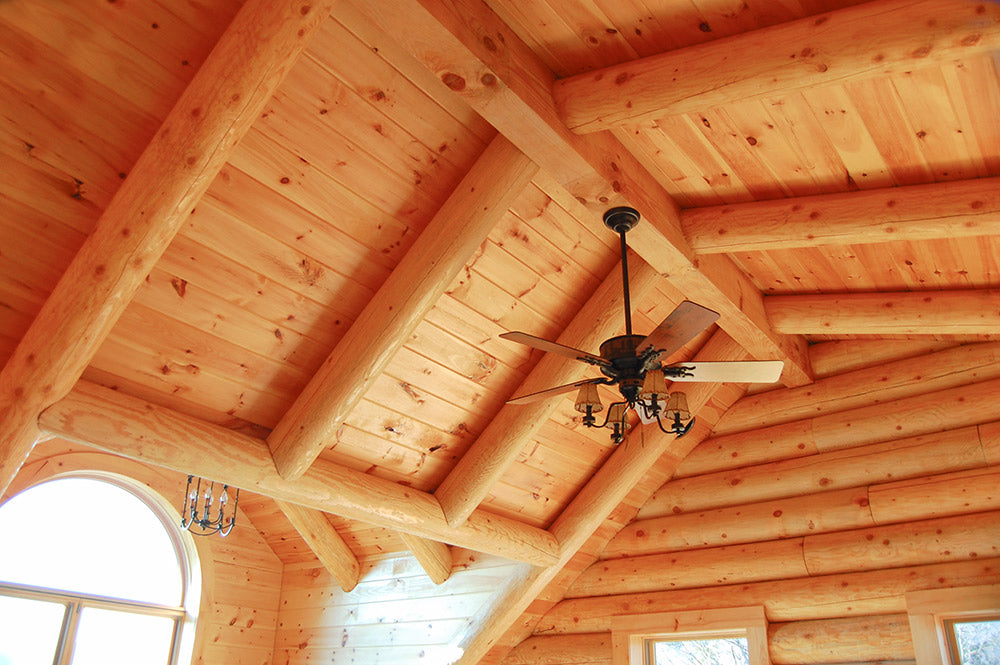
501;206;784;444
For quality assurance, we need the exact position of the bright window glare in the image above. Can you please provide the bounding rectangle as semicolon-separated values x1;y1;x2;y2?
72;607;175;665
653;637;750;665
0;478;182;605
953;619;1000;665
0;595;65;665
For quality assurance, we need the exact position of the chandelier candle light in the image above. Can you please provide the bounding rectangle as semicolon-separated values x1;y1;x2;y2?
501;207;784;444
181;475;239;537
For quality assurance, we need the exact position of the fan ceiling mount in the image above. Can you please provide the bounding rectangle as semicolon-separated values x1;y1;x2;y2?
501;207;784;444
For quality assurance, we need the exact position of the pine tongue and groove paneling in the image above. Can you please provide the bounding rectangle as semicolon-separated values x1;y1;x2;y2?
276;552;520;664
488;0;862;78
242;490;408;563
0;0;221;365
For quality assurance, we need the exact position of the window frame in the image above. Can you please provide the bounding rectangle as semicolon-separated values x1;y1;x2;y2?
0;473;201;665
906;584;1000;665
611;606;771;665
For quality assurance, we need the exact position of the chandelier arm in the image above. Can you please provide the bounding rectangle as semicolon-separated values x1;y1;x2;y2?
588;400;628;429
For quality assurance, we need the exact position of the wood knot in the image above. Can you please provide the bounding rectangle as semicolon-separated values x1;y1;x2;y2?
441;72;466;91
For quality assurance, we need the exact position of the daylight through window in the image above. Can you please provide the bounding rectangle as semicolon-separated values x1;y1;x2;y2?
945;618;1000;665
0;476;196;665
647;635;751;665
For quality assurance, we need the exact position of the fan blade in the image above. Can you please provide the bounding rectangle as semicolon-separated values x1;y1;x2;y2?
499;331;610;367
640;301;720;359
507;378;605;405
665;360;784;384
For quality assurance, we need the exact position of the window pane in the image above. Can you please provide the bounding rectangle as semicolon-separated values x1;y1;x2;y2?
952;619;1000;665
653;637;750;665
71;607;175;665
0;594;66;665
0;478;183;604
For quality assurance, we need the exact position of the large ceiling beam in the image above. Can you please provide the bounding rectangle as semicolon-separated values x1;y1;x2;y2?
399;533;454;585
274;499;361;592
683;177;1000;254
266;135;537;479
554;0;1000;133
765;290;1000;335
357;0;813;388
434;252;661;527
0;0;340;495
38;381;561;567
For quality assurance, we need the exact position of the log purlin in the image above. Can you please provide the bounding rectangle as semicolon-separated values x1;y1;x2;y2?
0;0;342;496
266;134;539;480
682;177;1000;255
553;0;1000;133
37;380;560;567
358;0;814;389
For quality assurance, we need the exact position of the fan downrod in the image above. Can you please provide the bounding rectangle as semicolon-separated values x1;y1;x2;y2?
603;206;640;234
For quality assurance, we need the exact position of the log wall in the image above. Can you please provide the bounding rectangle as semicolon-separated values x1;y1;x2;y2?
503;342;1000;665
5;440;284;665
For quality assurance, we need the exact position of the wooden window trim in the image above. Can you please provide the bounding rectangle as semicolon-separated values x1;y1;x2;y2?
611;606;770;665
906;584;1000;665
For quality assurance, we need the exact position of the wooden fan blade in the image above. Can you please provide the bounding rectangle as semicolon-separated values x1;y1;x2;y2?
499;331;609;367
639;301;720;359
666;360;784;384
507;378;605;405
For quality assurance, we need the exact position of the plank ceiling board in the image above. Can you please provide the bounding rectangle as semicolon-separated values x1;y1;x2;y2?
0;0;236;367
78;5;507;434
487;0;871;76
239;492;408;564
3;0;1000;661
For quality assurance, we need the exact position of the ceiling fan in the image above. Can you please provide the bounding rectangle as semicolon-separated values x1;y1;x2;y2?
500;206;784;443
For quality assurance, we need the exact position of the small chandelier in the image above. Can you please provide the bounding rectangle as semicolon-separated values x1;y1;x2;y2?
180;475;239;537
573;371;693;444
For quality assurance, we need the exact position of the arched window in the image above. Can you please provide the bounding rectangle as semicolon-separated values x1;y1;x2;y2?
0;476;200;665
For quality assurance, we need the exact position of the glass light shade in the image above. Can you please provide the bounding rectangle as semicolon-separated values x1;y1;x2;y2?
664;392;691;420
639;369;668;400
574;383;603;413
605;402;627;428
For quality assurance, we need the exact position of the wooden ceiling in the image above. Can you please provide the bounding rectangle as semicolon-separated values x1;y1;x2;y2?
1;0;999;663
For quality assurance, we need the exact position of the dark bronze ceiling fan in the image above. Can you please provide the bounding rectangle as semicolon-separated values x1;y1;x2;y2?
501;206;784;443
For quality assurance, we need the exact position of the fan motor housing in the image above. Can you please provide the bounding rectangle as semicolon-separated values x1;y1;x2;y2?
599;334;646;401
